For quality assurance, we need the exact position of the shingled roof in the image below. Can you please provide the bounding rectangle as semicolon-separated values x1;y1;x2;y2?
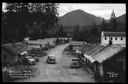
93;45;125;63
82;44;125;63
15;42;32;51
103;31;126;37
1;42;31;56
81;44;105;56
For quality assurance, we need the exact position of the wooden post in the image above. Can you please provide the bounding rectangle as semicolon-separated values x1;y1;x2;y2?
99;64;104;77
99;63;104;81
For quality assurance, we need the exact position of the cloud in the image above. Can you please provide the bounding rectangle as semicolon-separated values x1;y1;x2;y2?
2;3;126;19
58;3;126;19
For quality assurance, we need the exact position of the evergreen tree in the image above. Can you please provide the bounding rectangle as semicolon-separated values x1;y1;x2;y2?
2;3;59;43
43;3;59;31
110;10;117;31
101;18;107;31
57;25;67;37
91;22;100;42
5;3;30;41
79;31;85;41
91;22;99;35
72;24;80;41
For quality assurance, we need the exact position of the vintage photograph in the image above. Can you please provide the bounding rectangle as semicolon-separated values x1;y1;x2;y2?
1;3;126;82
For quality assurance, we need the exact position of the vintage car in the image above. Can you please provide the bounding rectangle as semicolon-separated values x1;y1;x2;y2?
33;57;39;62
70;61;80;68
25;56;39;62
46;55;56;64
26;58;37;65
20;56;37;65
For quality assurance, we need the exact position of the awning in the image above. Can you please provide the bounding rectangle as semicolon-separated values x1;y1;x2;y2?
20;51;27;55
84;54;95;63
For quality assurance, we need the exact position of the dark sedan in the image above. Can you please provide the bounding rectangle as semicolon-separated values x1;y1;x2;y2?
46;55;56;64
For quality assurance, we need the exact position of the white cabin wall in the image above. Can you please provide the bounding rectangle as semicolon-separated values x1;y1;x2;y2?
101;31;126;45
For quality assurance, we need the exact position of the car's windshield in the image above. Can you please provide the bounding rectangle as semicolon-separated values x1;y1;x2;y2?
50;57;55;59
48;56;55;59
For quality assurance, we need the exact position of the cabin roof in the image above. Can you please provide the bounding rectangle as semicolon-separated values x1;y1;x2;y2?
81;44;125;63
103;31;126;37
92;45;125;63
1;42;30;56
81;44;105;56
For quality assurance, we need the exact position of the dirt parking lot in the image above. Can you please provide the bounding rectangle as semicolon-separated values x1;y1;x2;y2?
15;44;95;82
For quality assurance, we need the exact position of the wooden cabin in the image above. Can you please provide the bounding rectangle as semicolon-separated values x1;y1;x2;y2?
81;44;125;82
1;42;31;66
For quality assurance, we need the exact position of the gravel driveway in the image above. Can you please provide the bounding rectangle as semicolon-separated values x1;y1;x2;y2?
15;44;95;82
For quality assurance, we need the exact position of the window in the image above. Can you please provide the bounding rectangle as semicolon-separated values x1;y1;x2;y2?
105;37;107;40
121;37;123;40
115;37;117;40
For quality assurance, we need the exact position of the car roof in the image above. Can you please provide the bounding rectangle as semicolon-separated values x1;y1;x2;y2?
48;55;55;57
28;58;35;61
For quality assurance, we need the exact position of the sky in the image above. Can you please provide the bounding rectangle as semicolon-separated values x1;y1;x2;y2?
58;3;126;20
2;3;126;20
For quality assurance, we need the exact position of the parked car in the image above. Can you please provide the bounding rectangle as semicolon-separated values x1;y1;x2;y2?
21;56;37;65
46;55;56;64
70;61;80;68
26;58;37;65
33;57;39;62
25;56;39;62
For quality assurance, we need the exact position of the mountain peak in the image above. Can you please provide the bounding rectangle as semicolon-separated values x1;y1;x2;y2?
69;9;90;15
72;9;85;12
58;9;103;27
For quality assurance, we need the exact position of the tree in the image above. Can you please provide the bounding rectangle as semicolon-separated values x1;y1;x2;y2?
91;23;99;35
101;18;107;31
78;31;85;41
56;25;67;37
72;24;80;41
1;12;9;43
43;3;59;31
2;3;59;43
90;22;100;42
110;10;117;31
29;3;59;39
5;3;30;41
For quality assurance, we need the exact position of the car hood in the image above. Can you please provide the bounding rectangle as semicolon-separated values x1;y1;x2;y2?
28;58;35;61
